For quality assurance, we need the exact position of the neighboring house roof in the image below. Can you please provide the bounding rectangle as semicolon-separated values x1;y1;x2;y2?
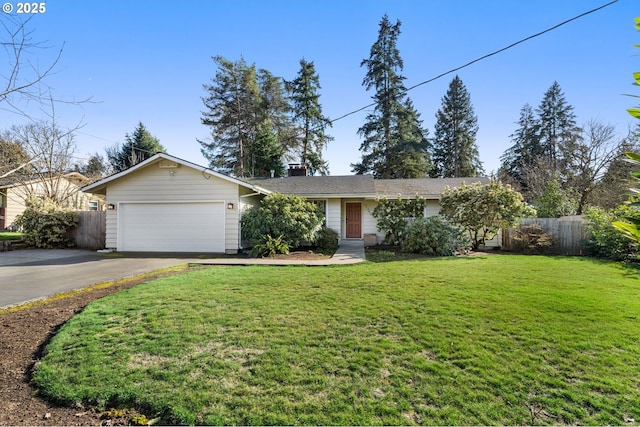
374;177;492;199
81;153;271;195
245;175;378;198
0;172;88;189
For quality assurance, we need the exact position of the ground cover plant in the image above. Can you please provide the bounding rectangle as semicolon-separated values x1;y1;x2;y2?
32;256;640;425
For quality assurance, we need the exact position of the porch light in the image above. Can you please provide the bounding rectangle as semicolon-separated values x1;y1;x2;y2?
227;203;234;210
107;204;116;210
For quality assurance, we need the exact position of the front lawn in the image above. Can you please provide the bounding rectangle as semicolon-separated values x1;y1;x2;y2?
32;256;640;425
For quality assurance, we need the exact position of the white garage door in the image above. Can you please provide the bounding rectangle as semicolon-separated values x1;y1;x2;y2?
119;202;225;252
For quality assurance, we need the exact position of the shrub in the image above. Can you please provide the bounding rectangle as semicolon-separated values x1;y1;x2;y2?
400;216;470;256
510;224;555;254
315;226;339;255
14;197;79;248
250;234;289;258
440;181;535;250
584;205;639;261
241;193;324;249
372;196;428;245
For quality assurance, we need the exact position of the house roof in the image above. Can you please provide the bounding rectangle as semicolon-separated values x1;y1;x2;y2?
245;175;377;198
81;153;270;195
374;177;492;199
247;176;491;199
81;152;491;200
0;172;88;189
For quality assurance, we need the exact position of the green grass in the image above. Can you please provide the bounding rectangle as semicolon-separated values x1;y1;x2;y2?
0;231;23;241
32;256;640;425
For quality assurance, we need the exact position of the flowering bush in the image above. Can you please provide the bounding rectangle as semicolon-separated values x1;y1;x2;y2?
372;195;428;245
15;197;79;248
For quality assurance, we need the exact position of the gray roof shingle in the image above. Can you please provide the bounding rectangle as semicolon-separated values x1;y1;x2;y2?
246;175;490;199
374;177;491;198
245;175;377;197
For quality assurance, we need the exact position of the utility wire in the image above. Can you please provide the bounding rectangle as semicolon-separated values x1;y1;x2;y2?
328;0;619;125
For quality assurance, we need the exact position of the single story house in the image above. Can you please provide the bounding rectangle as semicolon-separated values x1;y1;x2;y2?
0;172;102;230
81;153;492;253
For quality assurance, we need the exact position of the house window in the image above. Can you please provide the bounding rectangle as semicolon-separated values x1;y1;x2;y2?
88;200;99;211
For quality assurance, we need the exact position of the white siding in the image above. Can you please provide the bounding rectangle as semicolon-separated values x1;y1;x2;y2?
424;200;440;217
326;199;341;235
105;161;240;253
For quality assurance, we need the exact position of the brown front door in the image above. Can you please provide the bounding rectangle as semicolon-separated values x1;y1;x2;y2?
345;202;361;239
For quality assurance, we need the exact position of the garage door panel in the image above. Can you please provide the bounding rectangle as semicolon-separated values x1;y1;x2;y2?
119;202;225;252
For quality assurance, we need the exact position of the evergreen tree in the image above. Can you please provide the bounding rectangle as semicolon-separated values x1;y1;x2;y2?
430;75;483;177
257;69;295;152
499;103;540;189
106;122;165;172
388;98;431;178
250;121;285;178
352;14;430;179
200;56;261;177
288;59;333;175
535;81;580;170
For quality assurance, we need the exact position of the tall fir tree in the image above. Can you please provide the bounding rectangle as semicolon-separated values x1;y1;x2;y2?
353;14;430;179
500;82;580;198
200;57;293;178
257;69;295;152
250;121;285;178
200;56;260;177
288;59;333;175
430;75;483;177
535;81;580;170
106;122;165;172
499;103;540;189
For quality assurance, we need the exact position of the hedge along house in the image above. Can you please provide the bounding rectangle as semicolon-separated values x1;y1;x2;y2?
83;153;493;253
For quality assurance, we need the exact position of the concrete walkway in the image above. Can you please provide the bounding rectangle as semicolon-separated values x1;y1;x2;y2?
195;239;366;266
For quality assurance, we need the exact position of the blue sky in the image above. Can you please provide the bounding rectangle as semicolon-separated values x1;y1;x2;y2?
1;0;637;175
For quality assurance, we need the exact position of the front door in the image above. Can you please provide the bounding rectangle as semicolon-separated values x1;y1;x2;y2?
345;202;361;239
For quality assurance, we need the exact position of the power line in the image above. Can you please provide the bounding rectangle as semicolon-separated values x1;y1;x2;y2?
328;0;619;125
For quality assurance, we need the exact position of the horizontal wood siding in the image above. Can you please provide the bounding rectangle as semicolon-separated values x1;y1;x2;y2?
326;199;341;236
105;163;240;252
362;200;378;240
424;200;440;217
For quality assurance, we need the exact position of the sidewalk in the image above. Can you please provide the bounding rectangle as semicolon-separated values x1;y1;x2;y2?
195;239;366;266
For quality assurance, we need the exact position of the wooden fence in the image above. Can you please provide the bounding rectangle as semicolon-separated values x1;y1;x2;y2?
72;210;106;250
502;216;586;256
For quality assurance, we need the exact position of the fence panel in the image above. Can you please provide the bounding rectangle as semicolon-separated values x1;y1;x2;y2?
73;210;106;250
503;217;586;256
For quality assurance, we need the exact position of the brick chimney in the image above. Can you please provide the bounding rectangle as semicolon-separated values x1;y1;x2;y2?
288;163;308;177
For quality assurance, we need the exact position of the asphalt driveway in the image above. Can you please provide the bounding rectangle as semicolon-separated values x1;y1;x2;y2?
0;249;194;309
